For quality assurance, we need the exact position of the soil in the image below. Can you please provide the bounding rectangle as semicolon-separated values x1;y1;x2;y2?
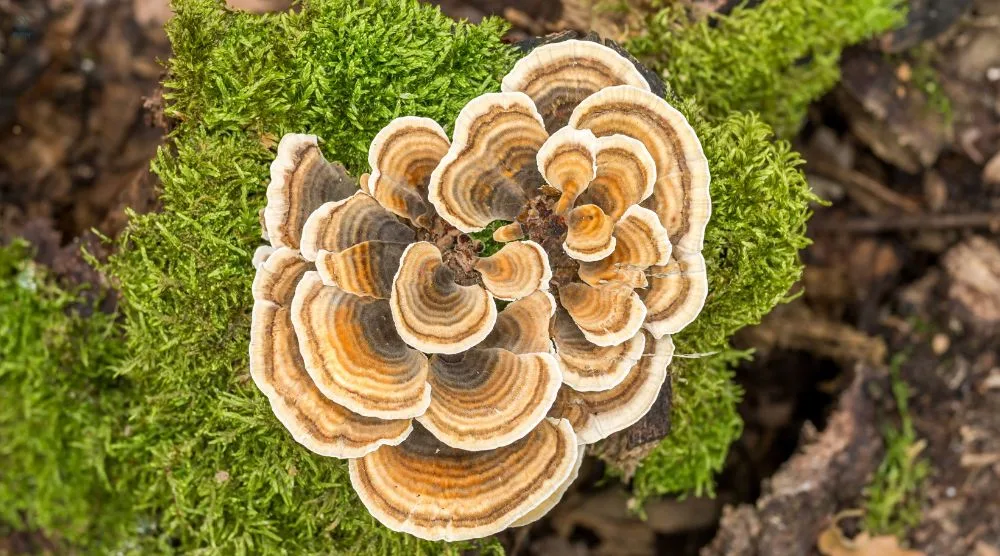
2;0;999;554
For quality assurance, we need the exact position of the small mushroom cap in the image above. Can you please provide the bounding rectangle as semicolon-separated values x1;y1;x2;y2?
558;282;647;347
291;272;431;419
479;290;557;355
349;418;579;542
536;127;598;214
577;134;656;221
501;39;651;132
474;240;552;301
578;205;672;287
428;92;549;232
368;116;450;228
552;309;646;392
299;191;415;261
251;247;312;304
549;331;673;444
570;85;711;254
642;251;709;338
492;221;524;243
564;204;617;262
252;245;276;270
314;241;406;299
250;250;411;458
418;349;562;451
265;134;359;249
510;448;585;528
390;242;498;354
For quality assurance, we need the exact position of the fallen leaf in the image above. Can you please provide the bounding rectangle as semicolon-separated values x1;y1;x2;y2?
818;524;925;556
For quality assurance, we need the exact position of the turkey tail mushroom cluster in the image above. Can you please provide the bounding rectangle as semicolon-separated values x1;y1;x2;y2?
250;37;709;541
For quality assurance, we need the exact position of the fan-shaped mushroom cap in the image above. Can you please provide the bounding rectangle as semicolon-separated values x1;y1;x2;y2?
501;39;651;132
252;245;276;270
368;117;450;228
642;251;709;338
390;242;497;354
251;301;413;457
474;240;552;301
549;331;673;444
250;250;411;458
314;241;406;299
552;308;645;392
428;92;549;232
577;134;656;221
558;282;647;347
251;247;311;303
578;205;672;287
492;221;524;243
536;127;598;214
564;204;616;262
299;191;415;261
265;134;359;249
291;272;431;419
569;85;710;254
418;349;562;451
349;418;578;541
510;448;585;528
480;290;556;355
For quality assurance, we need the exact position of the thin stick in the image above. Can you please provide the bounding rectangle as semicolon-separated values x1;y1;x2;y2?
814;211;1000;233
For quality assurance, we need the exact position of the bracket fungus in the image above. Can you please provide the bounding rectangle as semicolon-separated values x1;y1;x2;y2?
250;37;710;541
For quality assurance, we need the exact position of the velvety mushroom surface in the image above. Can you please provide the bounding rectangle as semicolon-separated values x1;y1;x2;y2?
249;38;710;541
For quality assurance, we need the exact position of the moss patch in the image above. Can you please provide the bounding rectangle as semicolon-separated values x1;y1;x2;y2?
630;0;904;136
0;241;130;549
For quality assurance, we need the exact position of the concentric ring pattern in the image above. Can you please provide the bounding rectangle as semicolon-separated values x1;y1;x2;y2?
249;38;710;541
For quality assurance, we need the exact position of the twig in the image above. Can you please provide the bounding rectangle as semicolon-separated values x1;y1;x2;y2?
810;159;923;215
814;211;1000;233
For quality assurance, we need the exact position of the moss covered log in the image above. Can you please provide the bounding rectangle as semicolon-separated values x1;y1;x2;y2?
0;0;905;551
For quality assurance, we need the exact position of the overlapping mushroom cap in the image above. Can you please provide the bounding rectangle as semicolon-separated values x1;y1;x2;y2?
249;37;710;541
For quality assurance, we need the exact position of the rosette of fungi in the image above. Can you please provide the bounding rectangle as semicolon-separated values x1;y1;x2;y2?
248;38;709;541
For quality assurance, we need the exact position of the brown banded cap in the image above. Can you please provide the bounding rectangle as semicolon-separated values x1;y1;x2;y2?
558;282;647;347
552;308;646;392
549;331;673;444
569;85;711;254
314;241;407;299
367;116;450;228
418;349;562;450
291;272;431;419
510;448;585;528
642;251;709;338
349;418;578;541
299;191;415;261
577;134;656;221
564;204;617;262
479;290;556;355
577;205;672;288
536;126;598;214
474;240;552;301
265;134;359;249
390;242;497;354
501;39;651;132
491;221;524;243
250;250;411;457
428;92;549;232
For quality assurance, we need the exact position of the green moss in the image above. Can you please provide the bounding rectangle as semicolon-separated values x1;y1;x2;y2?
0;240;131;549
864;353;929;537
629;0;905;135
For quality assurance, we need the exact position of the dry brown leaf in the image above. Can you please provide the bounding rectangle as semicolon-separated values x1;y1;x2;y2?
817;525;925;556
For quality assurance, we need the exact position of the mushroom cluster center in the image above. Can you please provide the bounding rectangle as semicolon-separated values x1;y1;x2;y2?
249;38;711;542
